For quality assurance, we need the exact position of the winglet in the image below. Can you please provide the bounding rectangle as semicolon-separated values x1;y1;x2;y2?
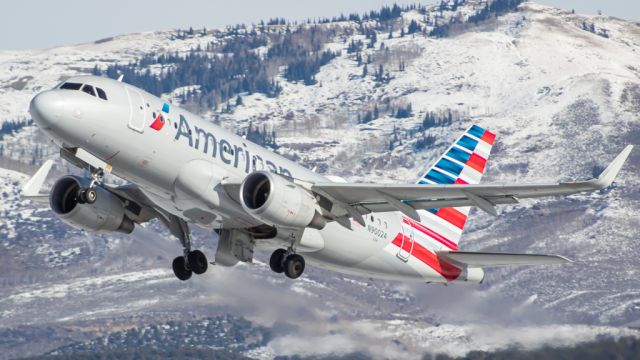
22;159;53;197
590;145;633;189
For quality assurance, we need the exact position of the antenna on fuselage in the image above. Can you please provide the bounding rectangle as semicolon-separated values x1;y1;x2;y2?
117;74;124;82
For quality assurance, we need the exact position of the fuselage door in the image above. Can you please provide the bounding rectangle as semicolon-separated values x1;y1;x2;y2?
397;218;414;262
125;86;146;133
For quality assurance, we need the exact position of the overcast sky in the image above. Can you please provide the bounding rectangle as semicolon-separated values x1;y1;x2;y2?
2;1;637;50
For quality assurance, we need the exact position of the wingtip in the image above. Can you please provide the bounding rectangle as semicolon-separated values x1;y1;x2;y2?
555;255;574;264
22;159;54;196
591;145;633;189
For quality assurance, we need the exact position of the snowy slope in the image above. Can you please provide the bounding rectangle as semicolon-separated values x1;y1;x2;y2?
0;1;640;359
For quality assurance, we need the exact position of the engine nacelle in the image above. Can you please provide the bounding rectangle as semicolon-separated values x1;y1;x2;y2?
49;176;134;233
240;171;326;230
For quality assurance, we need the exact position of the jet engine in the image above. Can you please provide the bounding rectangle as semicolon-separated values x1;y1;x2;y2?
49;176;134;233
240;171;326;229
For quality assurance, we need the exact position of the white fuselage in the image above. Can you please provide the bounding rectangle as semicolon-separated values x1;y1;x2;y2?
30;75;482;283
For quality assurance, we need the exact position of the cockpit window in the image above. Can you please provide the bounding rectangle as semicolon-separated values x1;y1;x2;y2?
60;82;82;90
81;84;96;97
96;87;108;100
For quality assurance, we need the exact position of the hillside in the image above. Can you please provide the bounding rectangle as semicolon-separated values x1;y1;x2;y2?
0;1;639;358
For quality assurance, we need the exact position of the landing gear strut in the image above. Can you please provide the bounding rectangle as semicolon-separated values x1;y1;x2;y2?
168;215;208;281
77;168;104;204
269;248;305;279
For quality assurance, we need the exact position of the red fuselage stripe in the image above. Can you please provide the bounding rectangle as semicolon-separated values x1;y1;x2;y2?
391;233;461;281
404;217;458;250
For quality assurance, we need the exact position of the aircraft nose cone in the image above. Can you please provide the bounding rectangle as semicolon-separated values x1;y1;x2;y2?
30;91;65;127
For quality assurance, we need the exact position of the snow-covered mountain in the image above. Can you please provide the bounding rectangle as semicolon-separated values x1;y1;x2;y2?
0;1;639;358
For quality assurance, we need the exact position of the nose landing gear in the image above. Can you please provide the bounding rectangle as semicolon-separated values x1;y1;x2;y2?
78;187;97;204
269;248;305;279
77;168;104;204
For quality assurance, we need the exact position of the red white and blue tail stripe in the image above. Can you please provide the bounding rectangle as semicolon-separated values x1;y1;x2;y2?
415;124;495;247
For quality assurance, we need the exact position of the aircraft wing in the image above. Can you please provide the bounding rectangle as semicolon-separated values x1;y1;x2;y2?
312;145;633;219
107;183;164;224
19;157;160;223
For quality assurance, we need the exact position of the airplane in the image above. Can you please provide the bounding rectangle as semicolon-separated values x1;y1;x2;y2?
24;75;633;284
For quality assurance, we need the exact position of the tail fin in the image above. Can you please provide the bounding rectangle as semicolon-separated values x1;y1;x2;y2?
414;125;495;248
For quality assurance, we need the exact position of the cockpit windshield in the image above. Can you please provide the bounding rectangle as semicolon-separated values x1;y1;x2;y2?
59;82;108;101
81;84;95;96
60;82;82;90
95;87;108;100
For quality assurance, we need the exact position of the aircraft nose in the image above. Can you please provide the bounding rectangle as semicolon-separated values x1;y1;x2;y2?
29;91;66;127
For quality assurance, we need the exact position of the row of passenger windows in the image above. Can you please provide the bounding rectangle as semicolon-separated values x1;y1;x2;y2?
59;82;108;101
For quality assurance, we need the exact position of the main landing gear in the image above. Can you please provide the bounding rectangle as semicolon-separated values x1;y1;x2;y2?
77;168;104;204
269;248;305;279
168;215;209;281
172;250;208;281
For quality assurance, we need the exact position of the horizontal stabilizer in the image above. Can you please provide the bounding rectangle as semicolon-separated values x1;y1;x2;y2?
438;251;572;267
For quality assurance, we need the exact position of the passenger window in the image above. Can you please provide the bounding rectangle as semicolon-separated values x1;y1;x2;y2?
60;82;82;90
96;87;108;100
81;84;96;97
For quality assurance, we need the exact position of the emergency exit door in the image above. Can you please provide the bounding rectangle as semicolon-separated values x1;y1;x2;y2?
397;219;415;261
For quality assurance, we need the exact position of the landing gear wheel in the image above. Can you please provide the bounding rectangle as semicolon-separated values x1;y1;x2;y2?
77;189;87;204
188;250;208;275
172;256;192;281
84;188;97;204
269;249;287;273
283;254;305;279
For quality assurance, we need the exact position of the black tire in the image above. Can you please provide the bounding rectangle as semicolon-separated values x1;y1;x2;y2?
284;254;305;279
77;189;87;204
172;256;192;281
269;249;287;273
85;188;97;204
188;250;208;275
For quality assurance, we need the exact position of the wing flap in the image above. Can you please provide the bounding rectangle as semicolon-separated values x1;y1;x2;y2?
438;251;572;267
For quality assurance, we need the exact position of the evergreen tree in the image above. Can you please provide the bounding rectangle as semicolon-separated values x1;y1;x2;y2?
369;31;377;48
407;20;421;34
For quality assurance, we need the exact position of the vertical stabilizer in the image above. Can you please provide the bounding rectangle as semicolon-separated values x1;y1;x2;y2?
414;125;495;249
